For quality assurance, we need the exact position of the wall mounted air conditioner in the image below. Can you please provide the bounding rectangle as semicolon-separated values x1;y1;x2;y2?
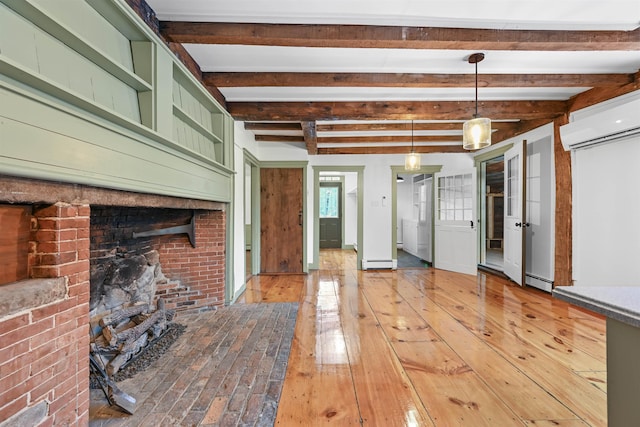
560;91;640;150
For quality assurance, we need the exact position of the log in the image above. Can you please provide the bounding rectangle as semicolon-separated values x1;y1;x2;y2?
99;304;149;328
111;308;164;344
102;325;117;347
107;333;148;375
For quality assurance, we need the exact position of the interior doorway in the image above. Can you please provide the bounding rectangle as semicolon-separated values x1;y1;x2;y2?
396;172;432;269
313;167;363;270
480;154;504;271
480;155;505;271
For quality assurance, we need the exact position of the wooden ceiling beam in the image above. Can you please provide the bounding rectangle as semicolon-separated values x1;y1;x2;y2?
316;122;517;132
491;118;553;143
301;121;318;154
244;122;302;131
205;72;633;88
228;100;568;121
318;145;467;155
318;135;462;144
568;71;640;112
255;135;305;142
160;22;640;51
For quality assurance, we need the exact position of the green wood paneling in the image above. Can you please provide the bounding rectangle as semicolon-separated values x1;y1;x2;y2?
0;0;234;203
30;0;134;71
1;3;141;123
0;84;232;202
154;46;173;139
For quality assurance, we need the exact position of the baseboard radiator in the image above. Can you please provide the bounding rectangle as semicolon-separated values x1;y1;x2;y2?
362;259;395;270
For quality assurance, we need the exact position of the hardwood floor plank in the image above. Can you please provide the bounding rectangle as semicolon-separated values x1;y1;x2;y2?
426;272;606;372
335;273;435;426
394;340;522;426
389;272;582;423
476;275;607;362
360;274;441;343
523;421;591;426
419;270;607;426
275;274;362;425
574;370;607;393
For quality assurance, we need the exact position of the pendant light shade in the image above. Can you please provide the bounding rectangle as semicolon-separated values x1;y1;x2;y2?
463;117;492;150
405;152;421;171
463;53;491;150
405;120;421;171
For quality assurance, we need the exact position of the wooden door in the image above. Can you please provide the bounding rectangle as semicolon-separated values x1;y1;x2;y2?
260;168;304;273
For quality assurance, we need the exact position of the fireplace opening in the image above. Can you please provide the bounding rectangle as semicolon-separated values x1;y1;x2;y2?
88;206;226;382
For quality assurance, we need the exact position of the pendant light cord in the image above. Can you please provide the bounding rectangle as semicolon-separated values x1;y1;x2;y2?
474;61;478;118
411;120;414;152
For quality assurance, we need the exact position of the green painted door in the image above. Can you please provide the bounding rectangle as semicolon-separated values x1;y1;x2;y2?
319;183;342;248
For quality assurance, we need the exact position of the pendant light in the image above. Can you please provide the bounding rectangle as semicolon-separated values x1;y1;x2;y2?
463;53;491;150
404;120;421;171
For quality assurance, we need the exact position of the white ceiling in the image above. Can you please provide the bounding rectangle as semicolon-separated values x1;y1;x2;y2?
146;0;640;152
148;0;640;30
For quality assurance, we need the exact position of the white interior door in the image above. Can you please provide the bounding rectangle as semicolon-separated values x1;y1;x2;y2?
503;141;527;285
434;169;477;275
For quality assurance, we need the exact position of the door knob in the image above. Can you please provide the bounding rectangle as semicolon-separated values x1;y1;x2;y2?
515;222;522;227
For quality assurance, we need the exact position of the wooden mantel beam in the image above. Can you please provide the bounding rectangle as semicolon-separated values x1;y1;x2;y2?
161;22;640;51
227;100;568;121
205;72;633;88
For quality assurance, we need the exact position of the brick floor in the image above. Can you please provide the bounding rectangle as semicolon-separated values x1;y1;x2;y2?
89;302;298;427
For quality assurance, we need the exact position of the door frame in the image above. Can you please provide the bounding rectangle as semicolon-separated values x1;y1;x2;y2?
259;161;309;273
244;149;261;278
312;166;364;270
390;165;442;263
474;144;514;267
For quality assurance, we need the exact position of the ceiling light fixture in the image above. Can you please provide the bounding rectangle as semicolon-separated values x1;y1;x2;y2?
463;53;491;150
405;120;421;171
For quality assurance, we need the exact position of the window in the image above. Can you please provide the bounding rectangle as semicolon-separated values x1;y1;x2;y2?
319;186;339;218
438;173;473;221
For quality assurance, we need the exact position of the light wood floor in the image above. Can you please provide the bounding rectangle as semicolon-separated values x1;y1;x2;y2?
239;249;607;426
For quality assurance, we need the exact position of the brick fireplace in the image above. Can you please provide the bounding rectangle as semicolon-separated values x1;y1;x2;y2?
0;176;227;426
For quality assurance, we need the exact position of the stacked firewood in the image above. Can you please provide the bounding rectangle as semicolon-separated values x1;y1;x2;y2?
91;299;175;375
